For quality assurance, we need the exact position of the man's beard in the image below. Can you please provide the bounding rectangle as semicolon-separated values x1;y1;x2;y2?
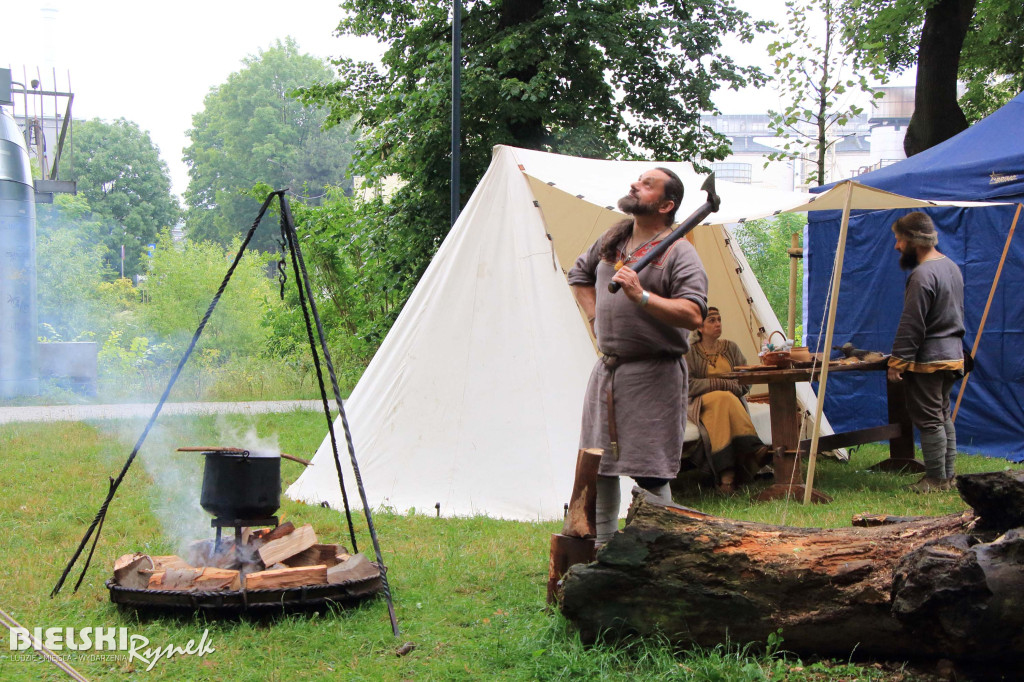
899;246;919;270
618;193;660;216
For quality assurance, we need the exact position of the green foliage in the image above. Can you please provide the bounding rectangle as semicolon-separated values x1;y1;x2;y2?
67;118;180;278
140;231;278;358
35;214;113;340
766;0;884;186
841;0;1024;122
733;213;806;337
183;38;358;250
299;0;769;305
263;190;399;387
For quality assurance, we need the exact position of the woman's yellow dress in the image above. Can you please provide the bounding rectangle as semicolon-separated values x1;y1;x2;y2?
701;357;761;467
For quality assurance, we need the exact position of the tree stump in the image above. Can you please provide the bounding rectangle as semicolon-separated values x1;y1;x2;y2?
558;472;1024;667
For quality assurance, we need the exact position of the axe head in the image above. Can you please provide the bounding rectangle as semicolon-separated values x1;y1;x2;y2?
700;172;721;213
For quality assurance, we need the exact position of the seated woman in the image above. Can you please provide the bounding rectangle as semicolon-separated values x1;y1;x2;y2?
684;307;770;493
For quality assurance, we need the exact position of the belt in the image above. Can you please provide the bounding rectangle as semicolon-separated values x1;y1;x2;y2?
600;353;680;460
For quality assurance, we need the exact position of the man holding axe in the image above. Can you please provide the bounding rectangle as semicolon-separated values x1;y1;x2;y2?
568;167;714;545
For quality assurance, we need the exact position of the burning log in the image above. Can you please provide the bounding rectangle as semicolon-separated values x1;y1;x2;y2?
110;521;368;595
258;521;296;543
558;472;1024;667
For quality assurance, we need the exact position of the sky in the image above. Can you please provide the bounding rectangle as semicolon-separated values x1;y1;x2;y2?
3;0;901;200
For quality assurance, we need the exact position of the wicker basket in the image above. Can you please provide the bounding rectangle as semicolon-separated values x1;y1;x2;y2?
761;331;791;368
761;350;792;368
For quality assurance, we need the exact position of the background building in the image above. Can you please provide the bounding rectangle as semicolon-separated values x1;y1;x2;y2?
703;86;915;190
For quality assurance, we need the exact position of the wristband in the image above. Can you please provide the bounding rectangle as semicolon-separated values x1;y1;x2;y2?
639;290;650;307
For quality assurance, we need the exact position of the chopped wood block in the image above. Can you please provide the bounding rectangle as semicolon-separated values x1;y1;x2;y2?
148;567;203;591
150;555;192;571
193;567;241;591
147;566;241;592
326;553;379;585
260;521;296;543
283;543;348;568
244;564;327;590
258;524;317;566
113;553;153;590
562;448;602;538
547;534;596;604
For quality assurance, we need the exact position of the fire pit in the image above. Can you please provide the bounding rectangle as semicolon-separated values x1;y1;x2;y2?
105;447;383;614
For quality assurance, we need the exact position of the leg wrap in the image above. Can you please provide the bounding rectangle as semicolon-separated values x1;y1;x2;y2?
595;475;621;544
943;418;957;479
919;428;947;481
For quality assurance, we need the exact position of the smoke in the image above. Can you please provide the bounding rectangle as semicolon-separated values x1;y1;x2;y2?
101;414;283;558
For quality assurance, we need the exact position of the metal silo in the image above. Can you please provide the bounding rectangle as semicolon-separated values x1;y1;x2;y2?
0;106;38;397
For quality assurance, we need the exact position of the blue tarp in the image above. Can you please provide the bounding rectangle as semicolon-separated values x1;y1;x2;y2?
805;93;1024;462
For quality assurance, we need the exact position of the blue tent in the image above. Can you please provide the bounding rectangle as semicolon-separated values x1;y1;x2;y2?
805;93;1024;461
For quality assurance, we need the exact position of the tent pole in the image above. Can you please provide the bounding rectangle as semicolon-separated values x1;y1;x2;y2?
788;232;799;340
952;202;1022;422
803;181;854;504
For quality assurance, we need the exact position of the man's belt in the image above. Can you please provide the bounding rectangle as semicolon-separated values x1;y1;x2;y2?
600;353;680;460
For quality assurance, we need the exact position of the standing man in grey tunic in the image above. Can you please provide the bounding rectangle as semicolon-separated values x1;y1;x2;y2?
567;168;708;544
886;212;965;493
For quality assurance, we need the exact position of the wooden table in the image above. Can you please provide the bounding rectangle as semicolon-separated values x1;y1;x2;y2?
720;359;921;501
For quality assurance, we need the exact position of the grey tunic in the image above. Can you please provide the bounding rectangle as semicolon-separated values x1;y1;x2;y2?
890;255;965;373
567;232;708;478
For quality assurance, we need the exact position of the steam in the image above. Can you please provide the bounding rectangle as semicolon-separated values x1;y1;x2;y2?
101;415;283;558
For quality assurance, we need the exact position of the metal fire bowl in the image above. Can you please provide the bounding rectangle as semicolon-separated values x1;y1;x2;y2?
105;566;383;615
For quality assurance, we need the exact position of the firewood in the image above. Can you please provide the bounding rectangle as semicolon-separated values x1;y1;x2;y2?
260;521;296;543
113;553;154;590
283;543;348;568
244;564;327;590
149;555;191;571
193;567;241;591
258;524;317;566
148;567;203;591
562;449;602;538
147;567;241;591
547;534;595;604
326;554;379;584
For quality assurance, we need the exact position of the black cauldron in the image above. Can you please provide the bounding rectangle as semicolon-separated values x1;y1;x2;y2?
200;450;281;519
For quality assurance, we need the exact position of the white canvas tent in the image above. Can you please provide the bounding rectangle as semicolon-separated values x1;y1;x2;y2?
287;145;835;520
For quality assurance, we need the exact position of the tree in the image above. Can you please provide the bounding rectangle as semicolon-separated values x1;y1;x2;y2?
140;232;278;358
183;38;358;251
68;119;181;279
262;189;404;385
35;196;113;340
733;213;807;336
766;0;882;186
300;0;769;305
841;0;1024;155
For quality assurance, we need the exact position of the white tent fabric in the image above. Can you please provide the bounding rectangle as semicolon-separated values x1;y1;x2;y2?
287;146;834;521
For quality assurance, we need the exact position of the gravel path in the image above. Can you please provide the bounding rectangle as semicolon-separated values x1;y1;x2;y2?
0;400;326;424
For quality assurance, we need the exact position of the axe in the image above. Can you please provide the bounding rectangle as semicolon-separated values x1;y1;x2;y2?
609;173;721;293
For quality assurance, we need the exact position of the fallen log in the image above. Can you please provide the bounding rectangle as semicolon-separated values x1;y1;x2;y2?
559;472;1024;666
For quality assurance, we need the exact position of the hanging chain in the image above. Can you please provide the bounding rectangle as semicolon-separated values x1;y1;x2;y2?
276;215;289;300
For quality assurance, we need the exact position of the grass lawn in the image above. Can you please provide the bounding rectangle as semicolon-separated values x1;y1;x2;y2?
1;410;1019;681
